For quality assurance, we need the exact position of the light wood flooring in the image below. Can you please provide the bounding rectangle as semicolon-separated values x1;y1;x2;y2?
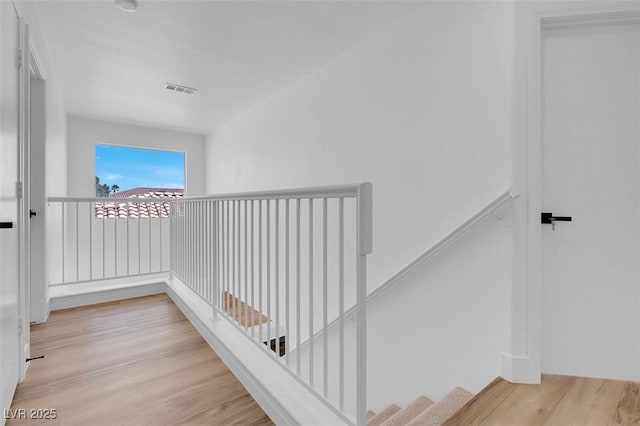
9;294;273;426
444;375;640;425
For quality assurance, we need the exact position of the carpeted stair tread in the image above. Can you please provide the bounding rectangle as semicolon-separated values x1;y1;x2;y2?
367;404;401;426
367;410;376;420
380;395;434;426
406;387;473;426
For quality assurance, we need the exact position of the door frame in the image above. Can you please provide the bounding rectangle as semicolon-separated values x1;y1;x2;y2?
17;11;31;381
28;38;47;325
511;2;640;384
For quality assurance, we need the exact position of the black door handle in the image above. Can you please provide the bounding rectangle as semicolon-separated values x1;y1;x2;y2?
0;222;14;229
541;212;572;224
30;210;37;218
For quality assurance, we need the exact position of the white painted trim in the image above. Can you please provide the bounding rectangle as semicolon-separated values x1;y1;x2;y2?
500;353;538;384
30;298;50;324
11;0;23;18
17;17;31;383
43;298;50;322
541;9;639;30
514;1;640;384
49;280;167;311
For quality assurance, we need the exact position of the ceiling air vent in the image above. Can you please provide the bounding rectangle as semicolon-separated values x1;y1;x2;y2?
165;83;197;95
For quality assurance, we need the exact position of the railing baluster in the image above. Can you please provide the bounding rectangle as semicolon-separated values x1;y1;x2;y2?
200;201;204;295
275;199;280;357
186;203;190;285
226;200;230;317
322;197;328;397
244;199;248;330
159;203;163;272
237;199;241;325
205;201;209;303
151;206;154;274
114;204;118;277
339;197;345;411
258;199;263;344
126;204;130;275
138;202;142;276
221;202;225;311
62;202;65;283
232;200;236;320
76;202;79;281
309;197;314;386
89;203;93;281
212;201;218;317
191;203;194;286
296;198;301;376
285;198;290;364
266;199;271;350
169;203;173;276
196;202;201;295
170;204;172;274
251;200;255;337
102;203;105;279
179;203;182;281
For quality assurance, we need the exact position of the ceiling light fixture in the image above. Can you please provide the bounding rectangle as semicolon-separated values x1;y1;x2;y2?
115;0;138;13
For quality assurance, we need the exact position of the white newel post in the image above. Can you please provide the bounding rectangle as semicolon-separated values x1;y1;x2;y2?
356;182;372;426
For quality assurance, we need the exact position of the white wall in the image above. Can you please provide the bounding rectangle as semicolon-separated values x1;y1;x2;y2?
206;1;515;408
66;116;207;197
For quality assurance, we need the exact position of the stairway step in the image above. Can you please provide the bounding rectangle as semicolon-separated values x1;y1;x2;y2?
406;388;473;426
367;410;376;420
367;404;401;426
380;395;434;426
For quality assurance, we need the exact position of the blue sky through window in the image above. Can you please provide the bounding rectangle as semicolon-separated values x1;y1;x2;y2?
95;144;185;192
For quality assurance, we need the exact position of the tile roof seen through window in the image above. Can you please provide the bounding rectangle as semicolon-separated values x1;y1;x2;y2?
95;188;183;219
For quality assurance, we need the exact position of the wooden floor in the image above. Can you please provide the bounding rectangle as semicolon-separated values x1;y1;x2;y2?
9;294;273;426
444;375;640;425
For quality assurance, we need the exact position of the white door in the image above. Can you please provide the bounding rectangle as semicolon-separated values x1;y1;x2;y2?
0;0;23;413
541;20;640;380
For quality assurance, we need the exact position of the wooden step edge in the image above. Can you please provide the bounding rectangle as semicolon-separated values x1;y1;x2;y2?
380;395;434;426
406;387;473;426
367;404;401;426
441;377;512;425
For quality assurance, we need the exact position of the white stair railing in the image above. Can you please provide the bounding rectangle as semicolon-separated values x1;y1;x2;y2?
47;197;171;285
366;188;516;303
170;183;372;426
289;189;518;358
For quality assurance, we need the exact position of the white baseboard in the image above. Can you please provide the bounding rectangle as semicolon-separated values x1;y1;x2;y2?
50;280;167;311
501;353;540;384
30;298;50;324
43;298;50;322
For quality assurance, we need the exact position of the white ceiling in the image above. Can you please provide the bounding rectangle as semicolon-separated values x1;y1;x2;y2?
33;1;419;134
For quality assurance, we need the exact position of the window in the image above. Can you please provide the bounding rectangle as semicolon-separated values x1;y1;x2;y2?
95;144;185;218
